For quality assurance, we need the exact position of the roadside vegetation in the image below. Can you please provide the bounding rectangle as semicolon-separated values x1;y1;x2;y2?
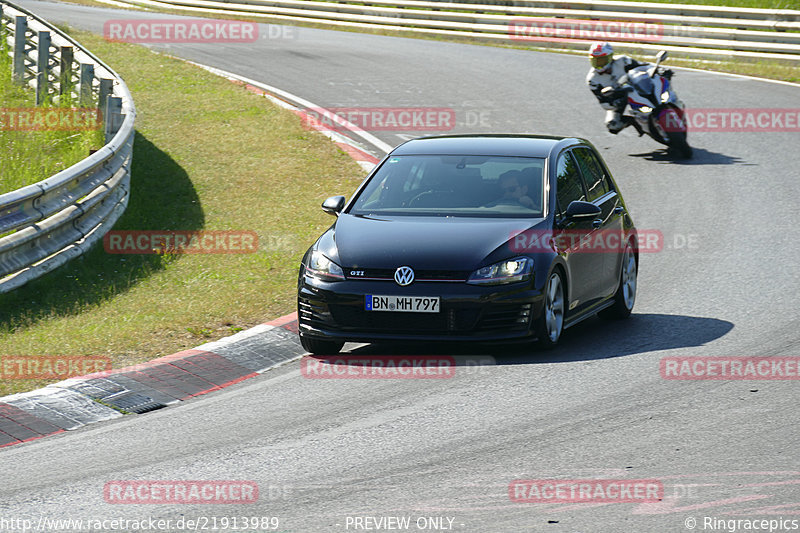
62;0;800;10
0;34;105;194
56;0;800;84
613;49;800;84
0;28;364;396
614;0;795;7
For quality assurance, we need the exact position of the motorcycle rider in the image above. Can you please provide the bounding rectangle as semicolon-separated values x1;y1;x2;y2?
586;42;674;135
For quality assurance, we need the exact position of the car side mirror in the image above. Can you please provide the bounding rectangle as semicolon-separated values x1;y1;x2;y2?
322;195;346;216
565;200;601;219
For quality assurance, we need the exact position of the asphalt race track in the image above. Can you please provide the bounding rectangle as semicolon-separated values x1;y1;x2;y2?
3;1;800;531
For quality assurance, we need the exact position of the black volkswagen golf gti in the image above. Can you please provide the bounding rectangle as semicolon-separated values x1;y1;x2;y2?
297;134;638;354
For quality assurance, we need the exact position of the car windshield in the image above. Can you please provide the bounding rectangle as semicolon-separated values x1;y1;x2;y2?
348;155;545;218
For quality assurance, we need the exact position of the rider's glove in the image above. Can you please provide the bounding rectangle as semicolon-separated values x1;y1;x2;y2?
599;86;624;103
662;69;674;80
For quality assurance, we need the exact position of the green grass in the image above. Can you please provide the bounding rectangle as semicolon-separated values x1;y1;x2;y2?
614;0;797;7
0;30;105;195
186;0;800;10
0;29;364;396
55;0;800;84
610;45;800;84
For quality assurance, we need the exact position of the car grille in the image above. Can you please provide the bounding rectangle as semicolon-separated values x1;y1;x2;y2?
346;269;470;282
331;305;451;332
314;302;530;335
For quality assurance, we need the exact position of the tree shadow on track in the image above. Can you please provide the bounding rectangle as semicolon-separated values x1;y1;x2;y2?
344;313;734;366
629;147;745;165
0;131;203;328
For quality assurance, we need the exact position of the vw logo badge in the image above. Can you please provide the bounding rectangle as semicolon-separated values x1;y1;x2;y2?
394;266;415;286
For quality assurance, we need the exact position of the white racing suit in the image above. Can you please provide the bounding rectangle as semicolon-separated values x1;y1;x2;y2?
586;55;648;134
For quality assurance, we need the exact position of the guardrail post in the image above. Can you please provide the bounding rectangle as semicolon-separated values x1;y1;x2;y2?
35;30;51;105
98;77;112;114
104;94;122;143
79;63;94;105
12;16;26;84
59;45;74;99
0;2;135;294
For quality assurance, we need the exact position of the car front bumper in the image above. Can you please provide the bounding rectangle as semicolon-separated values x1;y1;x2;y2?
297;274;546;344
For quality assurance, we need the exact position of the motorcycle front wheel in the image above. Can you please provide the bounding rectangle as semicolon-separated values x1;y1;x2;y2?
652;107;693;159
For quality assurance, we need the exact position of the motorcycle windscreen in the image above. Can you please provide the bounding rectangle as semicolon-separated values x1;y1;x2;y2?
628;71;655;95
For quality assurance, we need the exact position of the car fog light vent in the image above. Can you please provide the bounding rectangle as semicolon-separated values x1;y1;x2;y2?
447;309;456;331
517;304;532;323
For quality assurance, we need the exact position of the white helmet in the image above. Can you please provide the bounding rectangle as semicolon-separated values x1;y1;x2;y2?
589;42;614;72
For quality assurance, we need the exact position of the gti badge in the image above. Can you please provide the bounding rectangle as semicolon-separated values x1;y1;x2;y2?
394;266;415;286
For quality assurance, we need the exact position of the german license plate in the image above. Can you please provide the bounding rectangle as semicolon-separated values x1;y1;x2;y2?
365;295;440;313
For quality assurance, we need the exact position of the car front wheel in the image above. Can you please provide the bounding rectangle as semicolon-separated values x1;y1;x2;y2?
600;242;637;319
534;270;565;349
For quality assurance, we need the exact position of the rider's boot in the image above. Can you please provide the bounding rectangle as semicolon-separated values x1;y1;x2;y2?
623;116;645;136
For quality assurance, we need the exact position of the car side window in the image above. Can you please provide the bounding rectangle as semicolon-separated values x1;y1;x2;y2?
573;147;609;202
555;151;586;218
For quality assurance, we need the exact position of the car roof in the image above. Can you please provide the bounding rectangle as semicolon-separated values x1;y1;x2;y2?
389;134;585;158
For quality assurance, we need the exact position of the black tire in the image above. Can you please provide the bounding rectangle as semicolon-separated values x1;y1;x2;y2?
300;335;344;355
533;269;566;349
652;108;692;159
667;130;693;159
599;242;637;320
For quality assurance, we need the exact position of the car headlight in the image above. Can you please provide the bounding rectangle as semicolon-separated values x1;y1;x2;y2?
467;257;533;286
638;105;653;114
661;91;670;103
305;250;345;281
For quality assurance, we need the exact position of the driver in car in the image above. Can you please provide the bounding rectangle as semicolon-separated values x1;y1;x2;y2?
489;170;535;209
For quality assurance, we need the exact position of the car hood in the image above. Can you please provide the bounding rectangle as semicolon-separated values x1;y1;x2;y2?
327;214;546;271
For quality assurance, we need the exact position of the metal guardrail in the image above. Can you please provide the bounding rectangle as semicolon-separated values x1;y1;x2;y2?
114;0;800;61
0;1;135;293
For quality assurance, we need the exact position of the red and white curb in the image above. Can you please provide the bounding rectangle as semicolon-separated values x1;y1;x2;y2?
0;62;393;449
0;316;303;448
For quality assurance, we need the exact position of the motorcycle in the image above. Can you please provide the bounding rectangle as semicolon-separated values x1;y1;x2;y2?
602;51;692;159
